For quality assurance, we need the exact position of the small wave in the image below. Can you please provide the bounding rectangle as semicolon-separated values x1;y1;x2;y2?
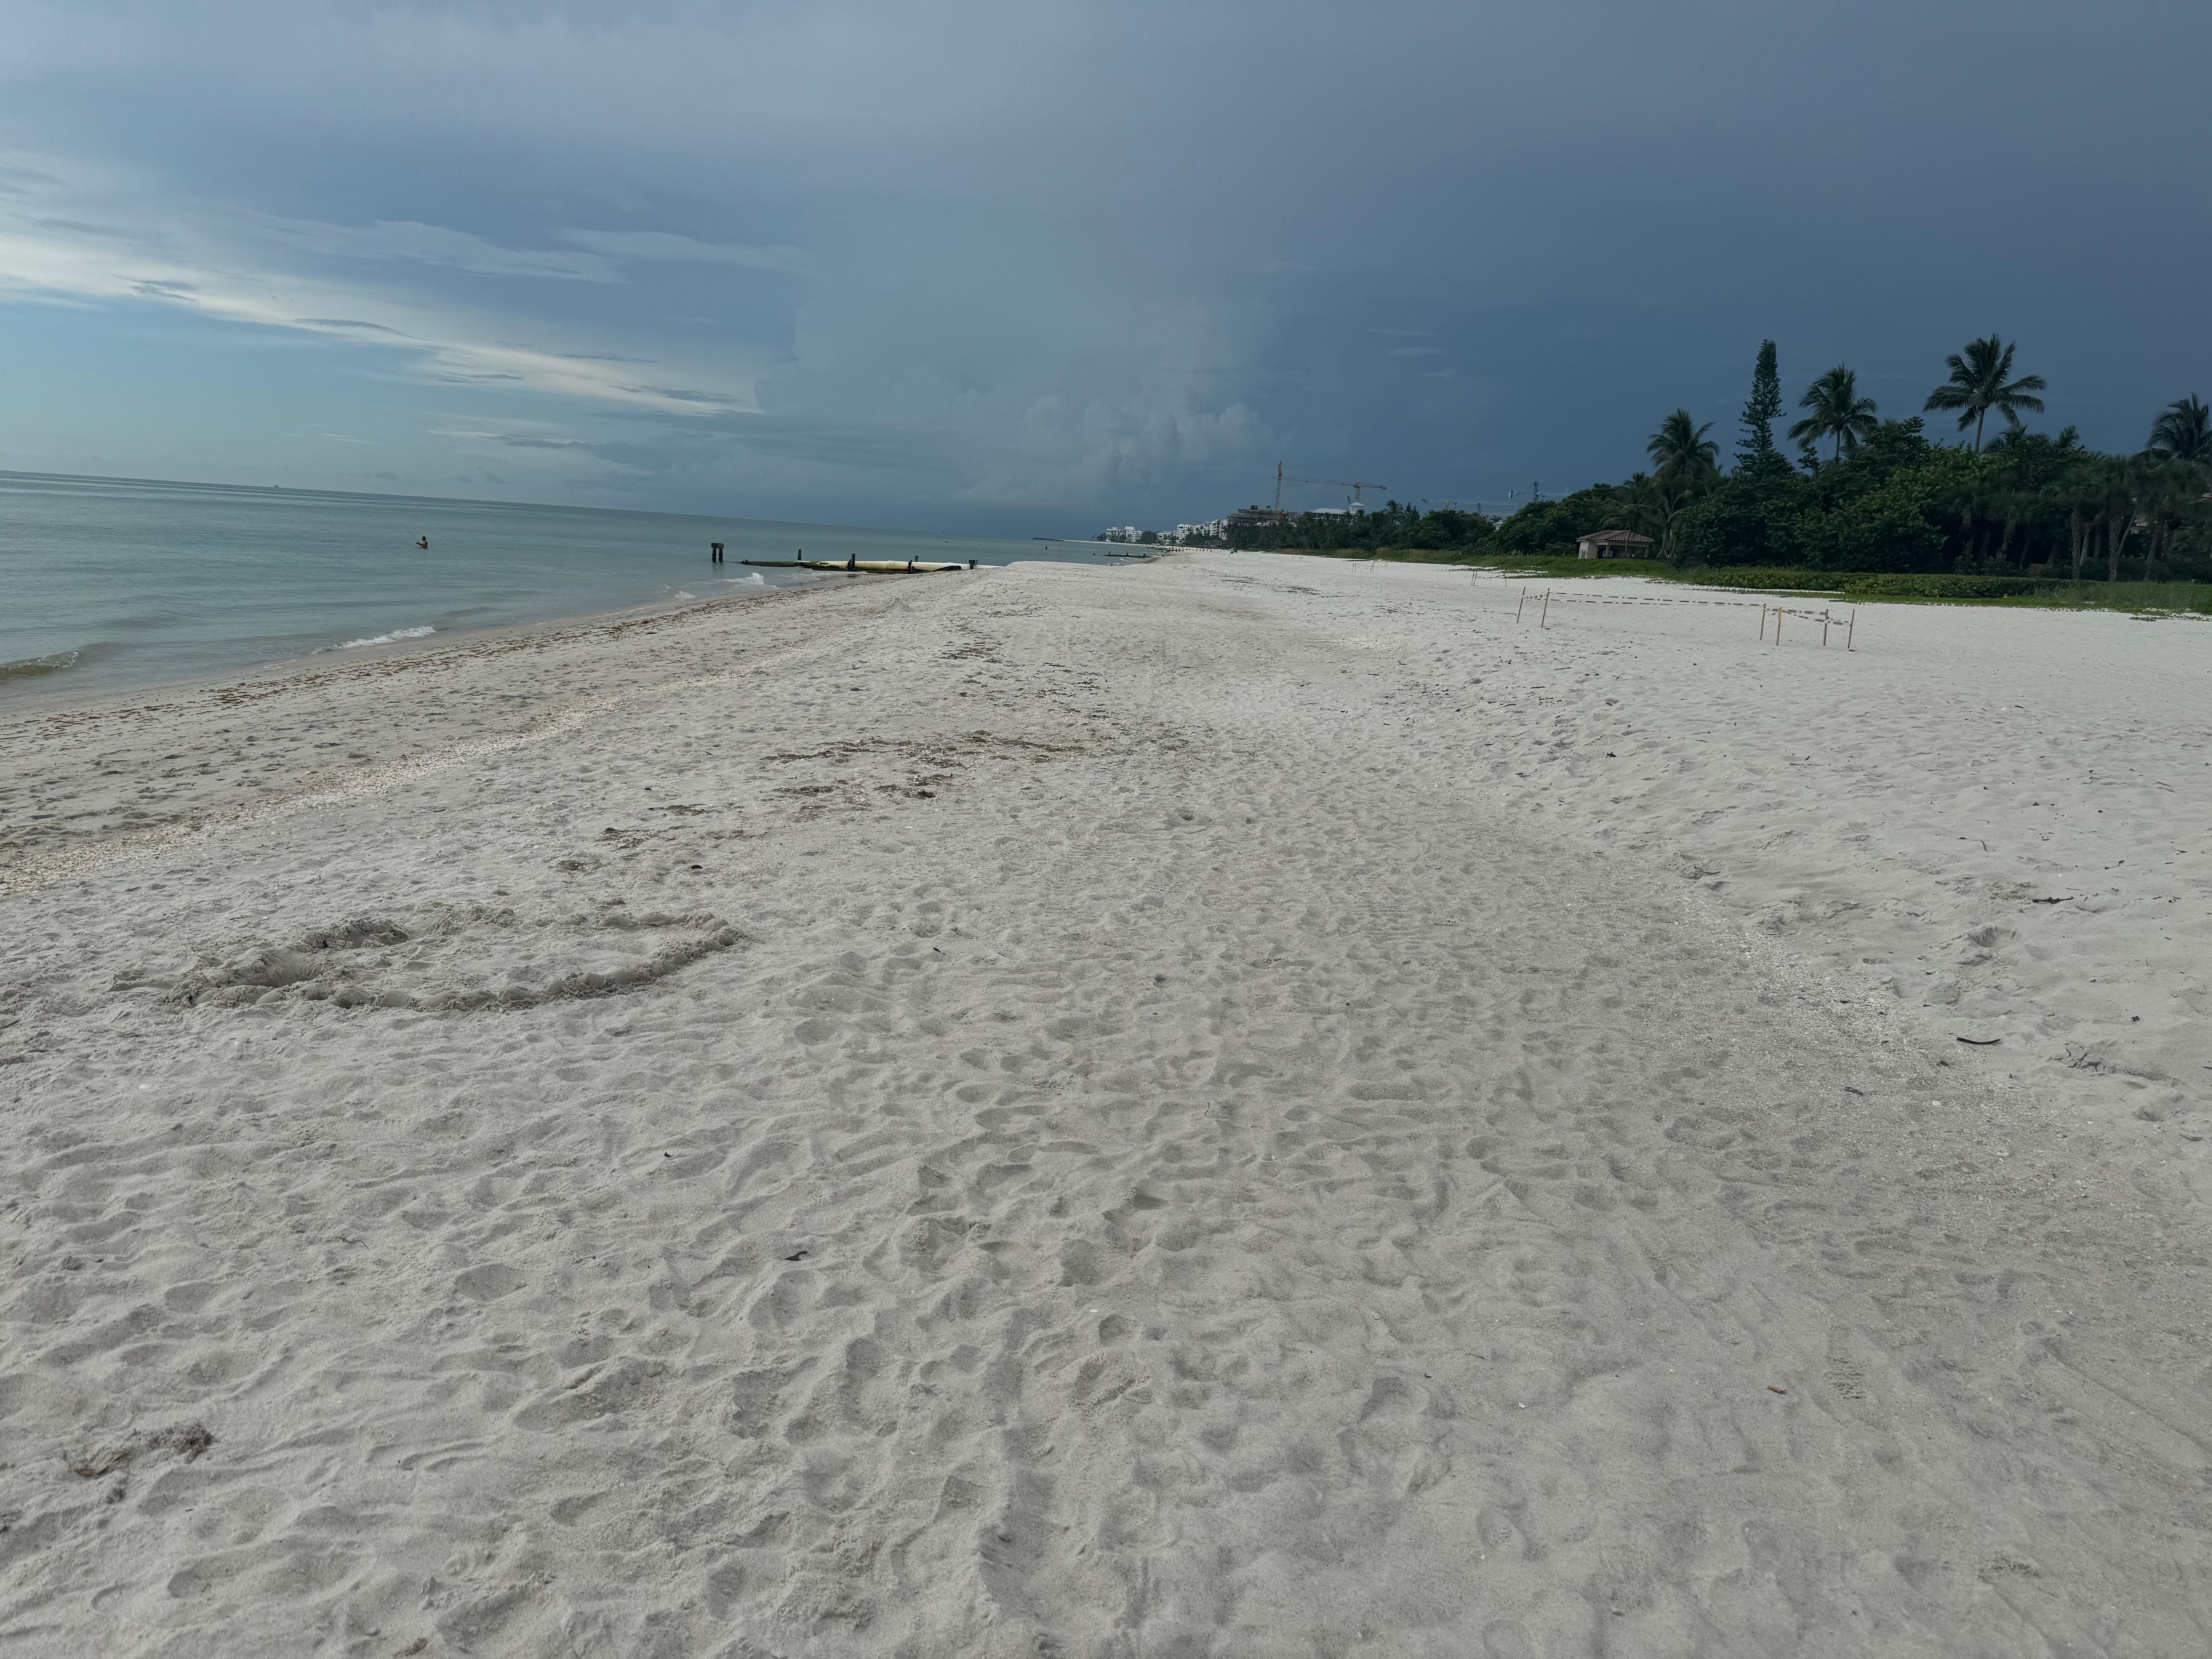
0;648;82;683
326;624;437;652
724;572;767;586
670;589;698;601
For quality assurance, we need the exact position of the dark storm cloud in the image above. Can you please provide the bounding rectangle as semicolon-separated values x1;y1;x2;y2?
0;0;2205;527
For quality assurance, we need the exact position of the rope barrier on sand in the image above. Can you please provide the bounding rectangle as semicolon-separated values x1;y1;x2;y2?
1516;587;1858;650
1515;591;1761;609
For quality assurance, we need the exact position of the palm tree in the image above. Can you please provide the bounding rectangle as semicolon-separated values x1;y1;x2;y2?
2049;476;2095;582
1941;471;2005;572
2062;454;2141;583
2144;395;2212;462
1609;470;1697;563
1924;334;2046;449
1646;410;1719;488
2132;457;2204;572
1788;365;1879;463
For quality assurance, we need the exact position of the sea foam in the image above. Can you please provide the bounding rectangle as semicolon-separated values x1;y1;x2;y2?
330;625;437;651
0;648;82;682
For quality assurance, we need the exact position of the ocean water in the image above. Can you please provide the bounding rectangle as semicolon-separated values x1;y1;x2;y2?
0;471;1120;702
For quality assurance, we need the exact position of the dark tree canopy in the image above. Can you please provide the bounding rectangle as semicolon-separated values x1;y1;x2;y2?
1235;339;2207;583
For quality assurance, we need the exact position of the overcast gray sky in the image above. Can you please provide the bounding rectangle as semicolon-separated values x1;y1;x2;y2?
2;0;2206;534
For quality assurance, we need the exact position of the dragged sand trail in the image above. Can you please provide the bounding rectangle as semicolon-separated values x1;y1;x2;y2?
1;554;2207;1656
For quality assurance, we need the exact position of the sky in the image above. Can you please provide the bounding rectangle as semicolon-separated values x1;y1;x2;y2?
2;0;2208;537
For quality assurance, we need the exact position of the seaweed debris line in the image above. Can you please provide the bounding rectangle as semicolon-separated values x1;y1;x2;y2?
742;556;975;575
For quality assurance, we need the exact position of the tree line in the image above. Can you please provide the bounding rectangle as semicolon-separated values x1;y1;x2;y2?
1235;339;2212;580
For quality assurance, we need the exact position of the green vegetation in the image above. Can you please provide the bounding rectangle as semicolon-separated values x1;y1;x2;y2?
2147;396;2211;462
1736;341;1783;470
1289;548;2212;614
1237;338;2212;592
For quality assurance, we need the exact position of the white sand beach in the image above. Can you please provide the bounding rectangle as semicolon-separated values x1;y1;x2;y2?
3;553;2208;1656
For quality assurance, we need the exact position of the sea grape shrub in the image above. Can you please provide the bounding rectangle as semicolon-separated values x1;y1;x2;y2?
1840;574;2047;598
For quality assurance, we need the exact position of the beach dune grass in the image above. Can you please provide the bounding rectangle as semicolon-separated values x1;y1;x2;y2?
1307;547;2212;611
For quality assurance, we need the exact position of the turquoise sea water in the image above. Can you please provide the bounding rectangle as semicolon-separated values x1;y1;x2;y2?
0;471;1115;702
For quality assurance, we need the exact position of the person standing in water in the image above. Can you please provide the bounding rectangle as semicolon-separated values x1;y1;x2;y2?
417;536;429;550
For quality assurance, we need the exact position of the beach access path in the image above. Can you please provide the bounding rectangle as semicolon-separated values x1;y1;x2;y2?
1;553;2207;1656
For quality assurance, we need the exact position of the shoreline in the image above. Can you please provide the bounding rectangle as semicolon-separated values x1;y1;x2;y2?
1;466;1094;716
0;571;841;723
0;572;885;893
4;552;2208;1652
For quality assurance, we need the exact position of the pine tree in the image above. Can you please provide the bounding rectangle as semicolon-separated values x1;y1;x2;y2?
1736;340;1782;471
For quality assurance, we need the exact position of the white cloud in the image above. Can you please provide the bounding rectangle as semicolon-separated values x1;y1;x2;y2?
0;138;1277;516
560;229;805;273
247;216;617;281
432;427;598;451
0;153;761;416
959;389;1268;507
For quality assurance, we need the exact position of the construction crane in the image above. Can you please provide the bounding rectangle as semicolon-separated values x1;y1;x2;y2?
1274;462;1390;513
